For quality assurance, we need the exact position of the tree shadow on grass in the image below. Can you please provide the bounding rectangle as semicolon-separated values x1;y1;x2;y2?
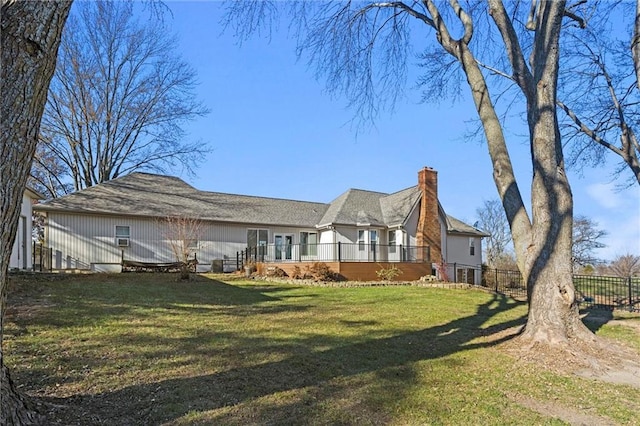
580;308;614;333
6;276;297;332
39;293;527;425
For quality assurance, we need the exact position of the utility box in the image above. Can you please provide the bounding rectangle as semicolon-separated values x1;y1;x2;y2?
211;259;223;273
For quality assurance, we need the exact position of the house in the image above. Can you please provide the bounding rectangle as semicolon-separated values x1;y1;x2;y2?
33;167;488;282
10;187;42;270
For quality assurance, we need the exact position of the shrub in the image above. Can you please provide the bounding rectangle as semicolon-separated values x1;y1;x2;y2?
435;261;450;282
376;265;403;281
266;266;288;278
305;262;338;282
291;265;303;279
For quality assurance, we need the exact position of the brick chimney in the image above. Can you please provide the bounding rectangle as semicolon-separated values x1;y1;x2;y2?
416;167;442;263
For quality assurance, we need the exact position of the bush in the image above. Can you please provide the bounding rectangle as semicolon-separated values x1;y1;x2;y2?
304;262;338;282
291;265;303;279
265;266;288;278
376;265;403;281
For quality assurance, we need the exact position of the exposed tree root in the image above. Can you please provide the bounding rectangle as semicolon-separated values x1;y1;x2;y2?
1;365;46;425
502;331;640;389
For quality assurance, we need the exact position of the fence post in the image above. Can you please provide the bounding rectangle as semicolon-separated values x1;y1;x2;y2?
629;276;633;312
400;244;404;261
372;243;376;262
495;269;499;292
453;263;457;282
337;241;342;262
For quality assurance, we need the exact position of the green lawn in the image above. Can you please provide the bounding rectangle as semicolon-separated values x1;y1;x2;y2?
4;273;639;425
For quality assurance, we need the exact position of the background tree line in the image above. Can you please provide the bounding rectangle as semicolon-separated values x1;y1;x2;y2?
29;1;209;198
476;198;638;277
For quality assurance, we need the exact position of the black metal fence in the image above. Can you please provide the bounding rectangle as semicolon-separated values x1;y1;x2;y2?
32;242;52;272
238;242;431;267
481;267;640;312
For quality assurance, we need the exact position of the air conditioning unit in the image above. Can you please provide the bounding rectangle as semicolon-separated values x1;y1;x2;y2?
116;238;130;247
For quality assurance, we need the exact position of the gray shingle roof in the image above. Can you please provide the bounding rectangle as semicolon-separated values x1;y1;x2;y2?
381;186;422;226
34;172;485;236
445;215;490;237
35;173;328;227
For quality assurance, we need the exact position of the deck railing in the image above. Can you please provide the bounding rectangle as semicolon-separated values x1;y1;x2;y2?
238;242;430;266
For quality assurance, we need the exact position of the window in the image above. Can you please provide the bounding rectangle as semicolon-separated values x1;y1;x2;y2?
247;229;268;259
370;230;378;252
300;232;318;256
358;230;365;251
116;226;130;238
247;229;268;247
115;225;130;247
469;238;475;256
388;230;396;253
187;239;198;250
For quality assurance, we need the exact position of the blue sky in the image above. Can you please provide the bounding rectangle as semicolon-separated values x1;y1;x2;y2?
158;1;639;261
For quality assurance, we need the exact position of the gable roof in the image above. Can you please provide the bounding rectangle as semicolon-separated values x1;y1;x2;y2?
25;187;44;200
34;173;328;227
34;172;485;236
445;215;490;237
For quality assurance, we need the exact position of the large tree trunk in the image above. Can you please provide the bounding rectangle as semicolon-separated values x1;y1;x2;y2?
1;1;72;423
428;0;594;345
517;0;593;345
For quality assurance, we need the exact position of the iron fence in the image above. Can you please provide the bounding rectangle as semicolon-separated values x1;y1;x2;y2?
574;274;640;312
238;242;431;267
480;267;639;312
32;242;52;272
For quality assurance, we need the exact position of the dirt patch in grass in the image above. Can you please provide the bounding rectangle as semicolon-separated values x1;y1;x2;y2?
507;393;617;426
500;313;640;390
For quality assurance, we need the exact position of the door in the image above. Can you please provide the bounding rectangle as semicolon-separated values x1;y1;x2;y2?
275;234;293;260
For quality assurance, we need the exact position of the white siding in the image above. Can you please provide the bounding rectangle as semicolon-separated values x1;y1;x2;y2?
10;193;35;270
444;234;483;284
405;206;420;246
44;212;321;272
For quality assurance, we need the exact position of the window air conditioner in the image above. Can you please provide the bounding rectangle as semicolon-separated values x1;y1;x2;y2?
117;238;130;247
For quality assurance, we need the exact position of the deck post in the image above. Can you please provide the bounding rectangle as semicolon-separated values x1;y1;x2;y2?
629;276;633;312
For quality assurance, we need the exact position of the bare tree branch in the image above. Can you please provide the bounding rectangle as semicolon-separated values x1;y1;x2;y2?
37;1;210;195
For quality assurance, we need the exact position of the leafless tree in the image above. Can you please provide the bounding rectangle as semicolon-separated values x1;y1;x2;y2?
1;1;73;422
556;3;640;187
38;1;209;195
476;199;512;267
159;215;203;280
224;0;597;348
478;200;605;269
572;215;607;267
29;141;73;198
607;253;640;277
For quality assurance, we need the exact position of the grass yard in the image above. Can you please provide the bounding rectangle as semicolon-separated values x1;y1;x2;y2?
4;273;640;425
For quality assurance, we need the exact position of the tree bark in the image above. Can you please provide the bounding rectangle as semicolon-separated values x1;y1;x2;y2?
512;0;594;344
1;1;72;423
436;0;594;344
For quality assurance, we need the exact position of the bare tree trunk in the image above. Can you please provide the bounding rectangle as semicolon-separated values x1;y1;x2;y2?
453;0;593;345
633;0;640;91
516;0;593;345
1;1;72;423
